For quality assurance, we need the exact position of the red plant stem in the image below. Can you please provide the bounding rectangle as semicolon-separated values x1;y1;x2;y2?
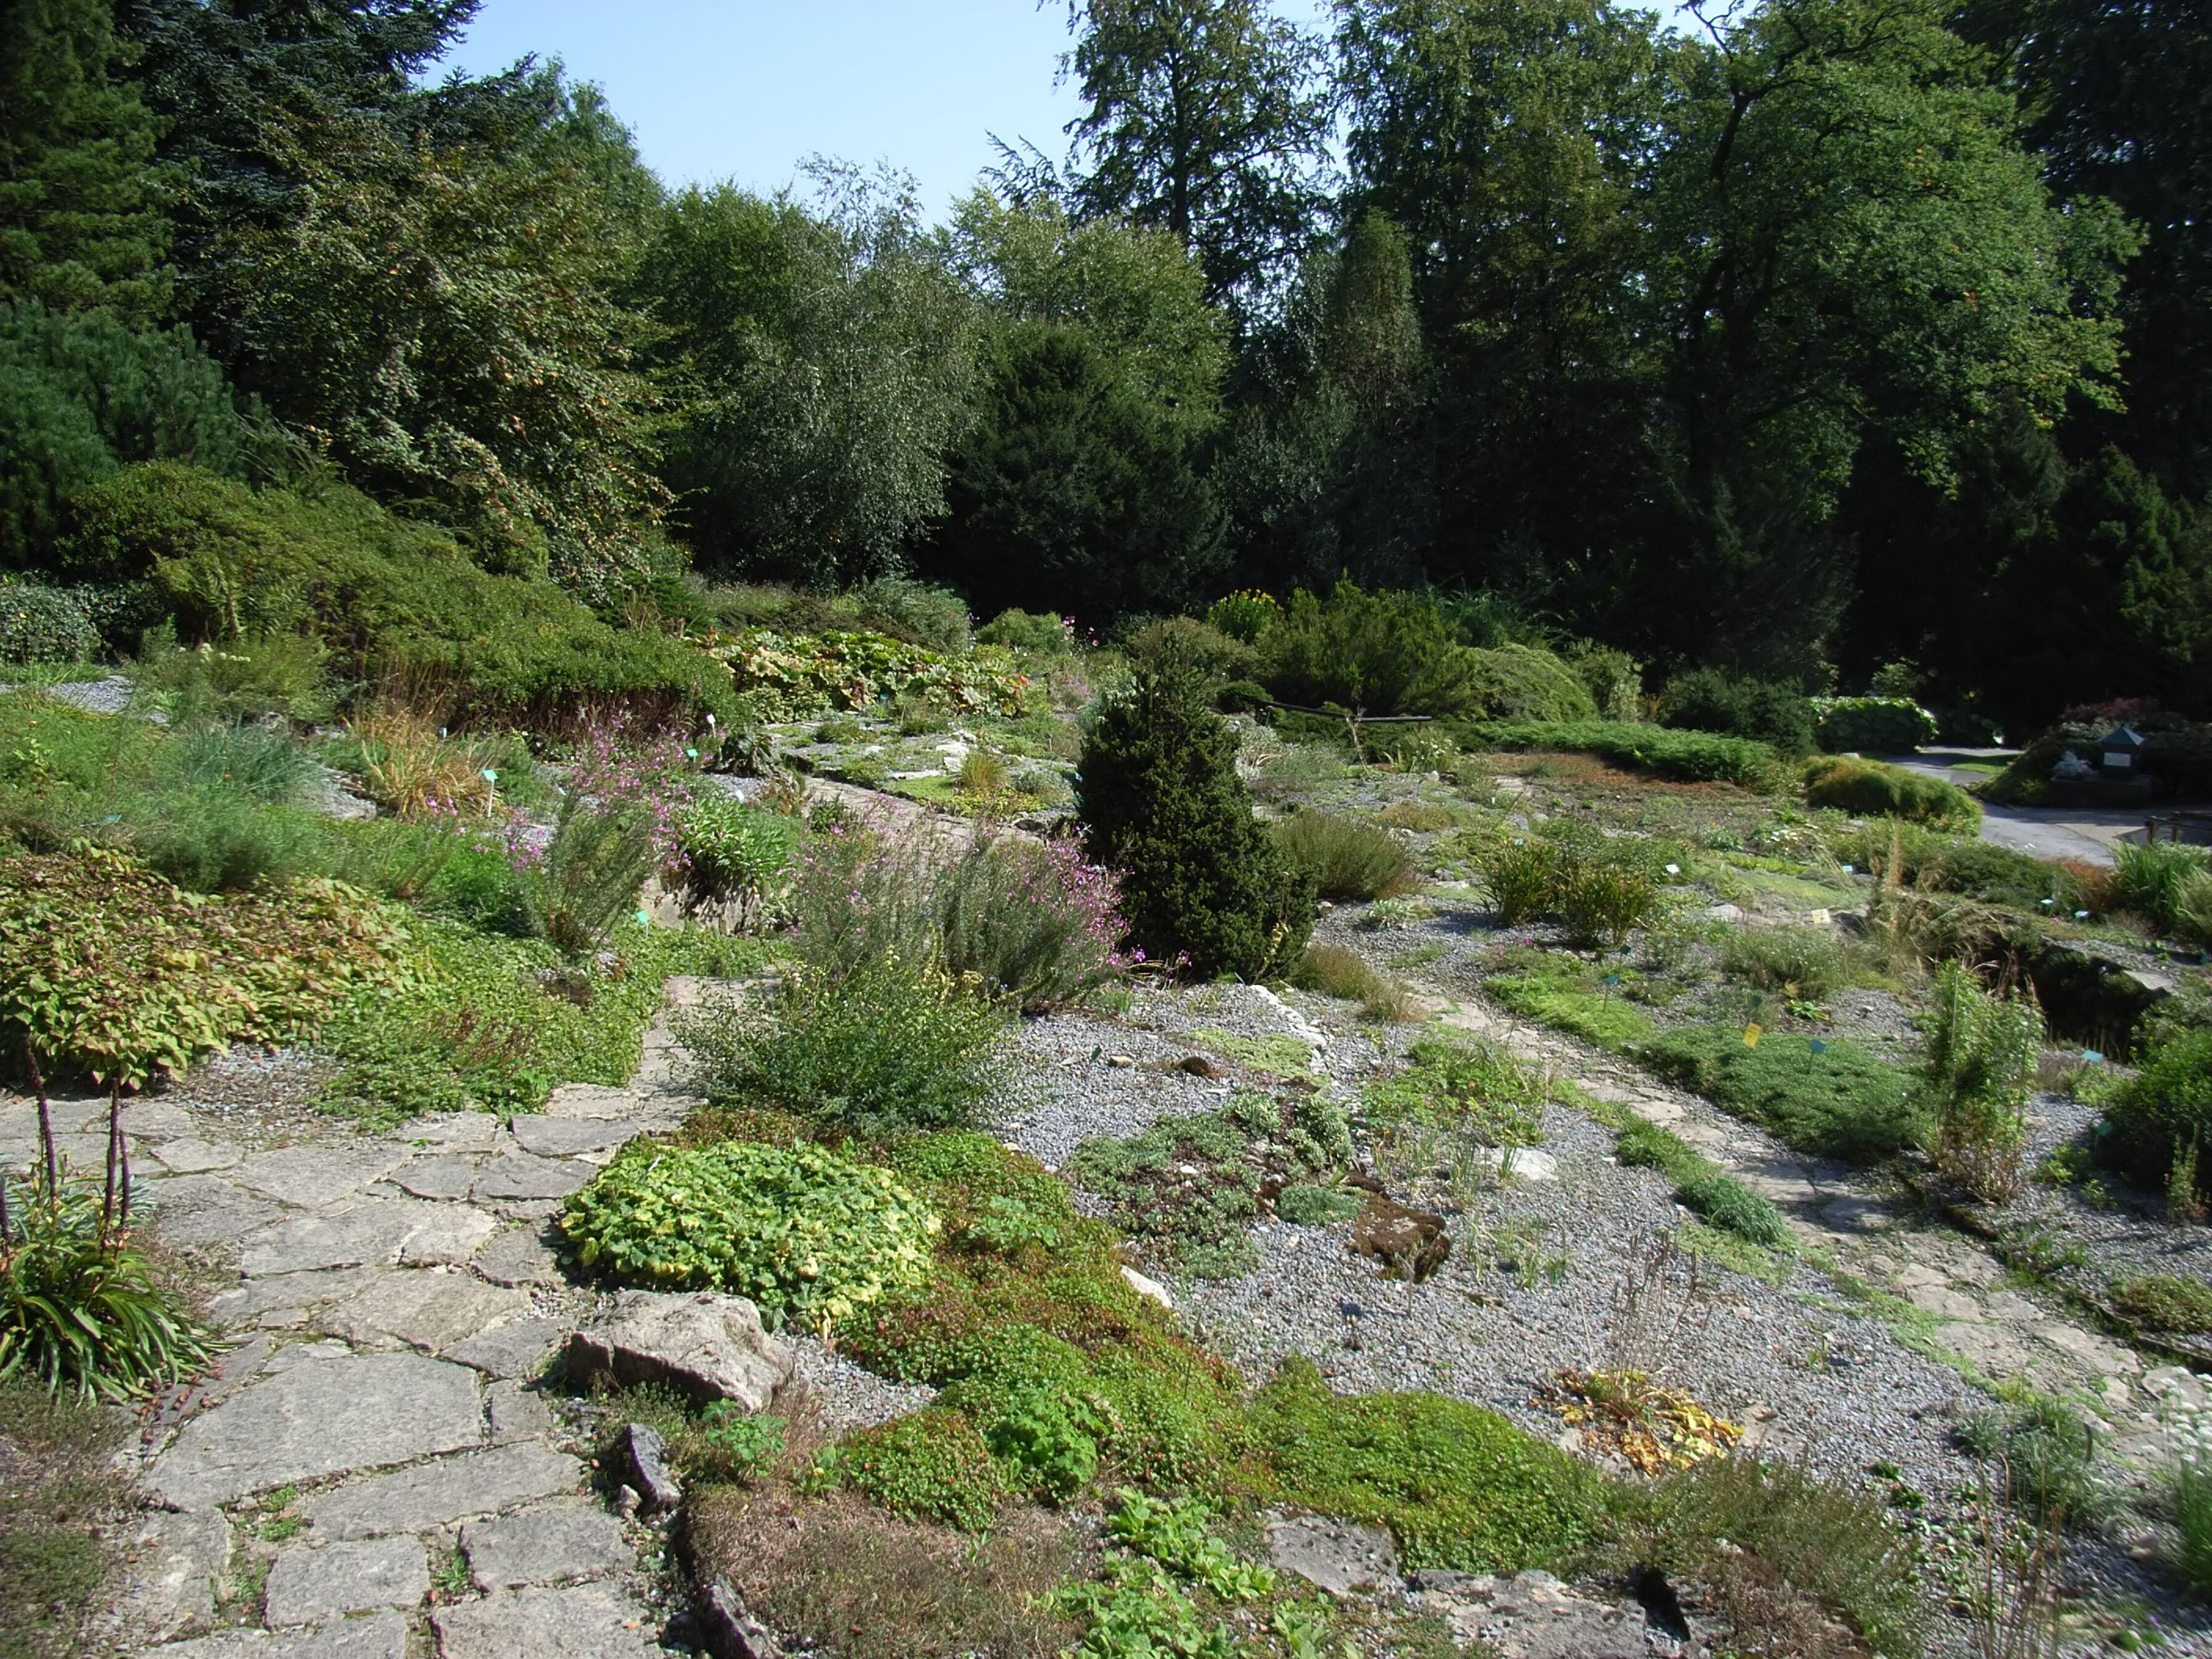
24;1037;55;1192
101;1079;121;1250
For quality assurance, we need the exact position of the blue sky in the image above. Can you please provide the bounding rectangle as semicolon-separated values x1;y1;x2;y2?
434;2;1119;218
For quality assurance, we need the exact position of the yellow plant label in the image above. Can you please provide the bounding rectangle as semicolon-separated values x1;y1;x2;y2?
1742;1023;1762;1048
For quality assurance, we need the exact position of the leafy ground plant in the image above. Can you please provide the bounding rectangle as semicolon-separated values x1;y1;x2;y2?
560;1139;939;1333
1638;1025;1923;1163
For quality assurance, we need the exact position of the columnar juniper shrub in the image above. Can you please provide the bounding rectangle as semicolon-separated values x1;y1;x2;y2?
1076;665;1311;979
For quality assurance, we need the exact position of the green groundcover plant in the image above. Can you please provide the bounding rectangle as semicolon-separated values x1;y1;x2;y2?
1459;720;1782;789
561;1139;939;1332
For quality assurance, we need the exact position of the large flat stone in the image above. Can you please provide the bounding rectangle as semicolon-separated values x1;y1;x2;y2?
432;1584;657;1657
148;1350;483;1511
208;1267;382;1328
146;1137;240;1174
463;1503;632;1591
317;1270;534;1353
266;1536;428;1626
474;1152;592;1203
397;1205;497;1265
300;1445;586;1540
238;1204;425;1276
386;1111;504;1152
112;1507;229;1643
444;1319;565;1379
507;1118;638;1158
233;1145;412;1208
141;1175;285;1248
142;1610;408;1657
387;1156;480;1202
471;1226;566;1288
540;1085;639;1121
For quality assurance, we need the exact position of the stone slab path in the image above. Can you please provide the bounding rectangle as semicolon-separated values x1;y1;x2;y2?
7;980;735;1656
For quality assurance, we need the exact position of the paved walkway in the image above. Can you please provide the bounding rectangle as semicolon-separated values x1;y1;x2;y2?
1879;752;2152;866
7;985;730;1656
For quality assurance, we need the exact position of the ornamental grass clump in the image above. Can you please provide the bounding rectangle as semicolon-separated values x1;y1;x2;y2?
683;954;1013;1134
1273;811;1417;902
559;1139;939;1333
514;713;696;957
2170;1391;2212;1598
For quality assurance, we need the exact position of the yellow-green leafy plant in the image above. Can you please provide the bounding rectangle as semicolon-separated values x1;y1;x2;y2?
560;1139;939;1333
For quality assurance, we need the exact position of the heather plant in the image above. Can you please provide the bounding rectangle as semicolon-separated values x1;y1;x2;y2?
514;713;695;956
936;835;1133;1009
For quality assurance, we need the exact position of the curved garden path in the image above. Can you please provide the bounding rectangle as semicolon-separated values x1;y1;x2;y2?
22;984;729;1657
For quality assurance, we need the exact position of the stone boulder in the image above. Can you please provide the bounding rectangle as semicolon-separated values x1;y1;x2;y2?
1346;1174;1451;1282
563;1291;793;1409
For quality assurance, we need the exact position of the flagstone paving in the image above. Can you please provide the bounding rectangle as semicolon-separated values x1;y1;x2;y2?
27;978;739;1656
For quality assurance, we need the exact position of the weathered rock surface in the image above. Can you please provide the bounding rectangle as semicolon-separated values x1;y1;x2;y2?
445;1317;564;1379
564;1291;793;1408
617;1422;683;1514
1407;1569;1682;1659
298;1444;585;1540
264;1536;428;1626
110;1508;229;1643
431;1584;659;1657
463;1503;632;1590
149;1350;483;1510
1264;1512;1400;1595
144;1610;411;1657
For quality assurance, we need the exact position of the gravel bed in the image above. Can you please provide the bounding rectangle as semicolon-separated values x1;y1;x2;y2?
1174;1098;1987;1507
0;672;142;715
158;1044;349;1147
785;1335;936;1432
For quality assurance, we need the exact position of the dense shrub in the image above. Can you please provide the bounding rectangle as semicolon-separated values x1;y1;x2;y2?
1804;757;1979;830
1638;1027;1923;1163
1564;643;1643;723
0;848;415;1088
2098;1026;2212;1207
1274;811;1416;902
1461;720;1782;789
1472;830;1662;947
560;1140;939;1332
1261;582;1498;717
1463;643;1599;723
1076;665;1311;979
1659;670;1815;756
1811;696;1938;755
126;792;325;893
975;608;1075;654
935;836;1132;1008
1204;589;1279;645
845;575;972;653
1240;1358;1604;1571
682;956;1014;1135
55;465;734;728
1123;617;1257;683
0;579;98;663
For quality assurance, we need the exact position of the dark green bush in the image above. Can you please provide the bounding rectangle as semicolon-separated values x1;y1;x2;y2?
2098;1026;2212;1206
1638;1027;1923;1163
124;791;324;892
1076;665;1312;979
1461;720;1781;789
1123;617;1258;683
975;608;1074;654
1812;697;1938;755
1804;757;1979;830
1473;830;1661;946
1660;669;1815;756
0;579;98;664
1463;643;1599;723
56;465;734;729
1274;811;1416;902
1260;581;1482;716
1240;1358;1604;1572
